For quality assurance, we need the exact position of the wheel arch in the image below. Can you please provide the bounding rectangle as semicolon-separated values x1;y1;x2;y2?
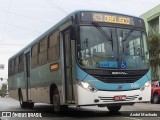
50;83;58;104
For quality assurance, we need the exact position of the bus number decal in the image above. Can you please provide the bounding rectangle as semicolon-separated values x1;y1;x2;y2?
131;83;139;89
93;13;103;22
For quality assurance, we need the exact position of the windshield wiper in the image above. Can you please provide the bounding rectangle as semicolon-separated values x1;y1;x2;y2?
92;22;113;50
110;28;113;51
122;27;136;42
92;22;112;40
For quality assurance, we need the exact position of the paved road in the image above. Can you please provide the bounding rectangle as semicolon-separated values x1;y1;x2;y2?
0;97;160;120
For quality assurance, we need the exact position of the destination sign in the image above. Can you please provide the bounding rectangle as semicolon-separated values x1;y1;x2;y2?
92;13;134;25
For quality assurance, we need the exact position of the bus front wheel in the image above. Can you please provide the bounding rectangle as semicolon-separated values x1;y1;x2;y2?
107;106;121;112
52;88;68;113
27;102;34;109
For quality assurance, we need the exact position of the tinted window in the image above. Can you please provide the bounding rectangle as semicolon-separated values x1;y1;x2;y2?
48;30;60;62
39;37;48;65
31;44;39;68
19;54;24;72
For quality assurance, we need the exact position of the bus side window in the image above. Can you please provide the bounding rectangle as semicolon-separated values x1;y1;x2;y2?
8;60;11;76
11;59;15;75
39;37;48;65
18;54;24;72
15;56;19;74
31;44;39;68
48;30;60;62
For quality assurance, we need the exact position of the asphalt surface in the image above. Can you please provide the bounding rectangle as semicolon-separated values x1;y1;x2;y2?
0;97;160;120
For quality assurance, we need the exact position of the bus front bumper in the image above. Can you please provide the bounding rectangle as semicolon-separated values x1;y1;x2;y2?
76;85;151;106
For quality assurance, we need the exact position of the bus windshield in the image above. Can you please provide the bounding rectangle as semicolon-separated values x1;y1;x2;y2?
77;26;149;70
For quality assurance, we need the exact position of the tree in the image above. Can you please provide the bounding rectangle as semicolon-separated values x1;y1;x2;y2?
0;84;7;97
148;34;160;80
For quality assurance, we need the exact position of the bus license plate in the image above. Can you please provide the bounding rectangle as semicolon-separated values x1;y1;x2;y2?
114;95;126;101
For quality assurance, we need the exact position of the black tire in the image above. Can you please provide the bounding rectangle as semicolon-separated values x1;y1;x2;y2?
107;106;121;112
27;102;34;109
153;94;160;104
52;88;68;113
19;90;27;109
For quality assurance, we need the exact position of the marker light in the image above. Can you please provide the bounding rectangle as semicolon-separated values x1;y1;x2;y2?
78;81;97;93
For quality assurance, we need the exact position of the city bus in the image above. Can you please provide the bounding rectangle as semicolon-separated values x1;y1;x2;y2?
8;10;151;112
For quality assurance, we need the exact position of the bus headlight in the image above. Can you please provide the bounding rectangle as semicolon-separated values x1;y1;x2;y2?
144;81;151;87
140;81;151;91
78;81;97;93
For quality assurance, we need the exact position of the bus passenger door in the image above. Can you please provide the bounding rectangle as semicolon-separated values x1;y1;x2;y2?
63;29;75;103
25;52;31;101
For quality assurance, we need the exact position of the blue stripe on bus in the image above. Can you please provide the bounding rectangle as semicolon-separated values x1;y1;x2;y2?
76;65;150;91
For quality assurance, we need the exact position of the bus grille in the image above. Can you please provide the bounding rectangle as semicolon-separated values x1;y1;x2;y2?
93;75;142;83
98;95;139;102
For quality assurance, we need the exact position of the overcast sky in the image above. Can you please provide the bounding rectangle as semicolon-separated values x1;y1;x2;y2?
0;0;160;85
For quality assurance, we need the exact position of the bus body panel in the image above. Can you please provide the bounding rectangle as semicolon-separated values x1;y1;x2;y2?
76;85;151;106
30;87;50;103
76;66;151;105
8;19;73;104
8;72;26;100
76;66;151;91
